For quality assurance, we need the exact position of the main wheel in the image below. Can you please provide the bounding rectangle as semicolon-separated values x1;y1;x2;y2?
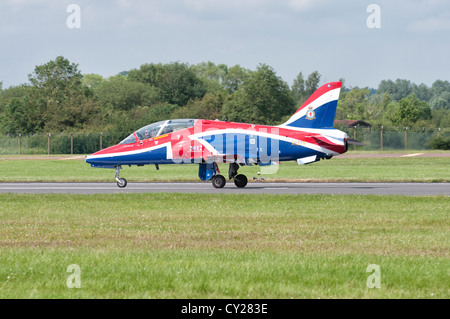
233;174;248;188
212;174;226;188
117;178;127;188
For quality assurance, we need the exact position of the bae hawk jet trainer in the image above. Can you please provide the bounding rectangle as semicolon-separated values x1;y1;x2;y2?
86;82;350;188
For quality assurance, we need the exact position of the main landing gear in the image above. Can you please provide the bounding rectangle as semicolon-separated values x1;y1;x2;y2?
233;173;248;188
226;162;248;189
211;174;226;188
202;162;248;189
114;166;127;188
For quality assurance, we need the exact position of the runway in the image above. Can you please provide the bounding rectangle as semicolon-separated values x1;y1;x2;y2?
0;182;449;196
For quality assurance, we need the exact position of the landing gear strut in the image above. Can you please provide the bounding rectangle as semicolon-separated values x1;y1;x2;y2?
114;166;127;188
228;163;248;188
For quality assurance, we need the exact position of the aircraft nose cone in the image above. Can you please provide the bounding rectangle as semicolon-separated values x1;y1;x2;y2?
85;155;95;164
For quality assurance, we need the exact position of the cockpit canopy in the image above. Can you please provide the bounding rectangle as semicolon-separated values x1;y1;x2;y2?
120;119;197;144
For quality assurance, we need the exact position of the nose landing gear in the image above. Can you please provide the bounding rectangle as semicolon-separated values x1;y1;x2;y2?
114;166;127;188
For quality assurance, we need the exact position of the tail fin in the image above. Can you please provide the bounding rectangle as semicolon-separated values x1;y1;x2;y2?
280;81;341;129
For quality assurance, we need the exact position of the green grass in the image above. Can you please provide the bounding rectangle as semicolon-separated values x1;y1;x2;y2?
0;193;448;298
0;155;449;182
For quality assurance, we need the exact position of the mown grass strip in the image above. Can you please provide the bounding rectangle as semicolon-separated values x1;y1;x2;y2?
0;156;449;182
1;249;447;298
0;193;448;298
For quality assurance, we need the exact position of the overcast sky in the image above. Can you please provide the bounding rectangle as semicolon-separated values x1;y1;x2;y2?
1;0;449;89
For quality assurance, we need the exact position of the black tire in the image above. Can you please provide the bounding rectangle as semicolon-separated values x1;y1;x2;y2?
233;174;248;188
212;175;226;188
117;178;127;188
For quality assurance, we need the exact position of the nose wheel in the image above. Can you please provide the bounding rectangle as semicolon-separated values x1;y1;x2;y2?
117;177;127;188
114;166;128;188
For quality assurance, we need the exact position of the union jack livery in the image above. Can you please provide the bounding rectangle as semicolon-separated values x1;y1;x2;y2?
86;82;349;188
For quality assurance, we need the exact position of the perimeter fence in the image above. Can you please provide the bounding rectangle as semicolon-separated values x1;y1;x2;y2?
335;125;449;151
0;127;449;155
0;132;120;155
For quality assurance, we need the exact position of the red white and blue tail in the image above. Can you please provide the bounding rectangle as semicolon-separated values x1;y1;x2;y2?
280;82;341;129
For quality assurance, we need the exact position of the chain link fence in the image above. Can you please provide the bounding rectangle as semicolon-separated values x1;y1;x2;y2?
0;127;449;155
0;132;121;155
335;125;449;151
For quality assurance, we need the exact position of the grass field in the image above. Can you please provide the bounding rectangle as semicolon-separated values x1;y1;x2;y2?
0;153;448;299
0;193;448;298
0;154;449;182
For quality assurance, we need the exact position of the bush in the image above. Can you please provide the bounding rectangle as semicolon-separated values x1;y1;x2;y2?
427;135;450;150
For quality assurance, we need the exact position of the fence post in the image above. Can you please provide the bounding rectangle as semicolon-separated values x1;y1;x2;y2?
404;127;408;150
353;126;357;150
71;133;74;155
380;126;383;151
18;134;21;155
100;132;103;150
48;133;51;155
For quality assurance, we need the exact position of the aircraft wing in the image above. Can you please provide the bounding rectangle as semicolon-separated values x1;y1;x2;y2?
171;140;250;164
203;154;247;164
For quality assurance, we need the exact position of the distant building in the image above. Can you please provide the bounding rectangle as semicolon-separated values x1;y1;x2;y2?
334;120;371;149
334;120;372;128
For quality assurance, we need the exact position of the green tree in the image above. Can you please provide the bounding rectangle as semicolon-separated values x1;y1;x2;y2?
190;62;228;94
431;80;450;96
171;92;224;120
222;65;252;94
94;75;160;110
305;71;321;97
0;85;45;134
431;109;450;128
431;92;450;110
128;62;207;106
221;64;294;125
390;94;431;127
291;72;306;106
377;79;412;101
335;87;371;120
83;73;105;90
1;97;32;134
429;80;450;110
27;56;99;131
412;83;432;102
28;56;84;100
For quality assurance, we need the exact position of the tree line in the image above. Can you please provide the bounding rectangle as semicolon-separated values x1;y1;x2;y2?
1;56;449;144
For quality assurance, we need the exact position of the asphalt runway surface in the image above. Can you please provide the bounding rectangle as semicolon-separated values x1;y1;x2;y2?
0;182;449;196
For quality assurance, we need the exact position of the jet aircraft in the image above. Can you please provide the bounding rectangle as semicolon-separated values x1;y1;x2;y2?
86;82;349;188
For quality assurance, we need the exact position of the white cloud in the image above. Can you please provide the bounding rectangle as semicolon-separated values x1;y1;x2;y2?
408;15;450;32
409;17;450;32
1;0;450;89
287;0;321;12
183;0;263;12
1;0;67;11
116;0;133;9
93;1;190;28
